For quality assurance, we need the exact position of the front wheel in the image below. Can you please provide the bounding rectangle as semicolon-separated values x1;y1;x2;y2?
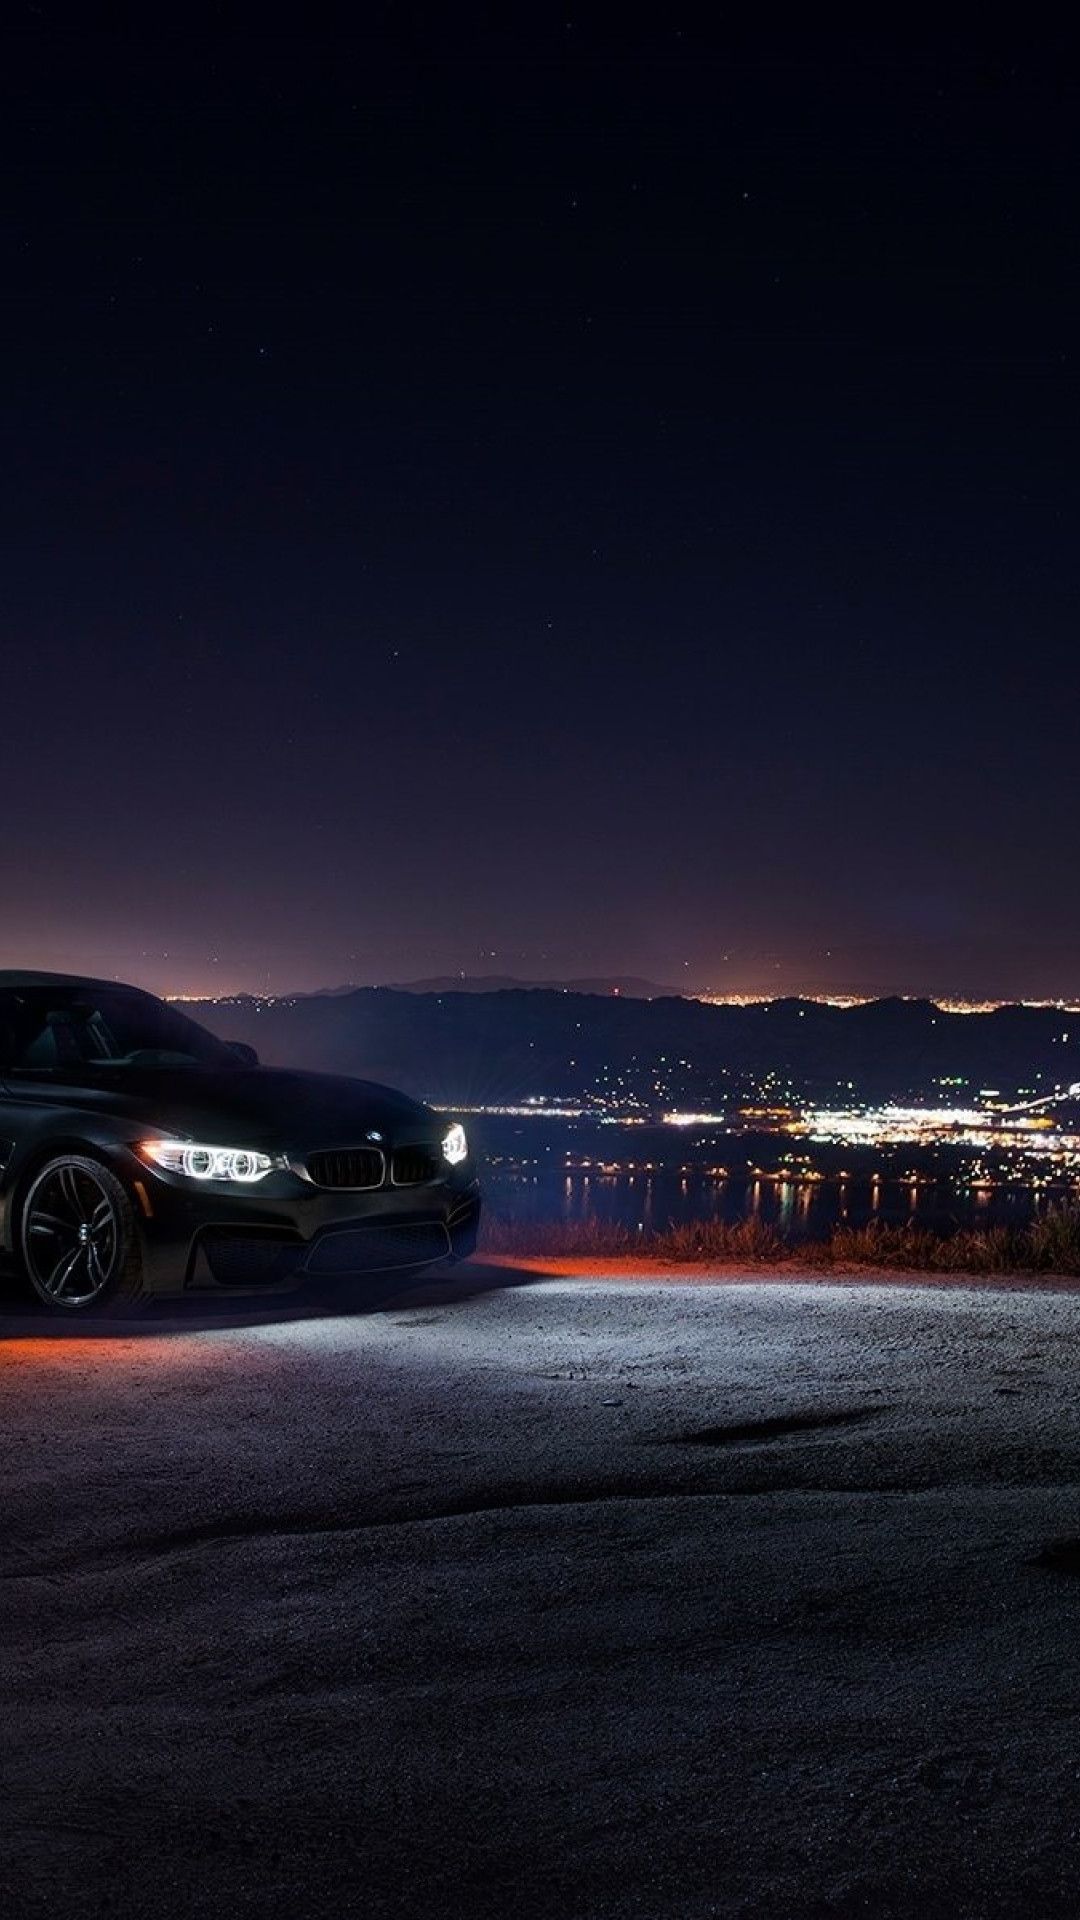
19;1156;145;1313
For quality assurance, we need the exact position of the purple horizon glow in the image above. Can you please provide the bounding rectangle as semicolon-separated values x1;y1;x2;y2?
3;22;1076;1005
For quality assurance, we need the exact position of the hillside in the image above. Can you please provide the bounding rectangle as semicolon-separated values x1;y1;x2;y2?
186;989;1080;1113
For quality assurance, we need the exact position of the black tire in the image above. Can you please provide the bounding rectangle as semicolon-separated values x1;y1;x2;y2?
19;1155;145;1314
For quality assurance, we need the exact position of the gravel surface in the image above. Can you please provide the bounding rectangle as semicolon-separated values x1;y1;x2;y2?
5;1262;1080;1919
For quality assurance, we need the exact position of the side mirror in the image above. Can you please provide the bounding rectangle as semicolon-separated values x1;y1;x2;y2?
227;1040;259;1067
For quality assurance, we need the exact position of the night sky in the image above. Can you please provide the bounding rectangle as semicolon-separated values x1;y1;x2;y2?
4;16;1078;1000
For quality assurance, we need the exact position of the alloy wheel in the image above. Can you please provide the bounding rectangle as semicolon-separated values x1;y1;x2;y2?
23;1162;121;1307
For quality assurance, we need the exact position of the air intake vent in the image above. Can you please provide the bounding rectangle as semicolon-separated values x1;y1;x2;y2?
202;1233;304;1286
391;1146;440;1187
305;1223;450;1274
306;1147;385;1190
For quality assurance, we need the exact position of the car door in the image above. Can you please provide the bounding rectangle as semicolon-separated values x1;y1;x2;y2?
0;996;128;1247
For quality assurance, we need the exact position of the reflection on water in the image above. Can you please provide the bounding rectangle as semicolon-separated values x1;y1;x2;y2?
471;1117;1077;1237
486;1167;1066;1236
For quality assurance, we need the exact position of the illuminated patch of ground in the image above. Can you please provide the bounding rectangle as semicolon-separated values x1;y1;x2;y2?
5;1266;1080;1917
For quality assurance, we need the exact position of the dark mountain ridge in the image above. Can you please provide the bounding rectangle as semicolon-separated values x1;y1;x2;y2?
187;989;1080;1113
387;974;677;999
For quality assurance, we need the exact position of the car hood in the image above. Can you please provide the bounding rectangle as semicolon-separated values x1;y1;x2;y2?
4;1065;437;1149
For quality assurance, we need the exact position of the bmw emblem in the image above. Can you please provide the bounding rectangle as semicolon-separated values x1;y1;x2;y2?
366;1129;384;1143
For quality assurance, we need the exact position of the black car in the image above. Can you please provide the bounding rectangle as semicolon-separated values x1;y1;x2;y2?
0;973;480;1313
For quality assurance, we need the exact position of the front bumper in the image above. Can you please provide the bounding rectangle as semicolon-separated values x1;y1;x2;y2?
128;1154;481;1295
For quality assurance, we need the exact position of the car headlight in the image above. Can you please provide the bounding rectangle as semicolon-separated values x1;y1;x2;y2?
442;1123;468;1166
139;1140;280;1183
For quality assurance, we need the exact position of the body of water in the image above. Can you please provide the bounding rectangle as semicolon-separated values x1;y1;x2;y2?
468;1116;1079;1237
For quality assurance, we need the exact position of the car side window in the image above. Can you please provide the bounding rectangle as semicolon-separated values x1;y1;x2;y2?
19;1023;60;1068
0;997;74;1072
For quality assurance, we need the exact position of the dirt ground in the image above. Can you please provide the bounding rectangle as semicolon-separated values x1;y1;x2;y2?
5;1261;1080;1919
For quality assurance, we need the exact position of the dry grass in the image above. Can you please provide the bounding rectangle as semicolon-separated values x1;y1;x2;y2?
480;1205;1080;1275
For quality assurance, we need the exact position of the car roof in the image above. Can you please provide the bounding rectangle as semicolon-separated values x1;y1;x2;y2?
0;972;157;996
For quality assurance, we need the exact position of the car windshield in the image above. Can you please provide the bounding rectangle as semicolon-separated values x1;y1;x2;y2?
0;987;242;1072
